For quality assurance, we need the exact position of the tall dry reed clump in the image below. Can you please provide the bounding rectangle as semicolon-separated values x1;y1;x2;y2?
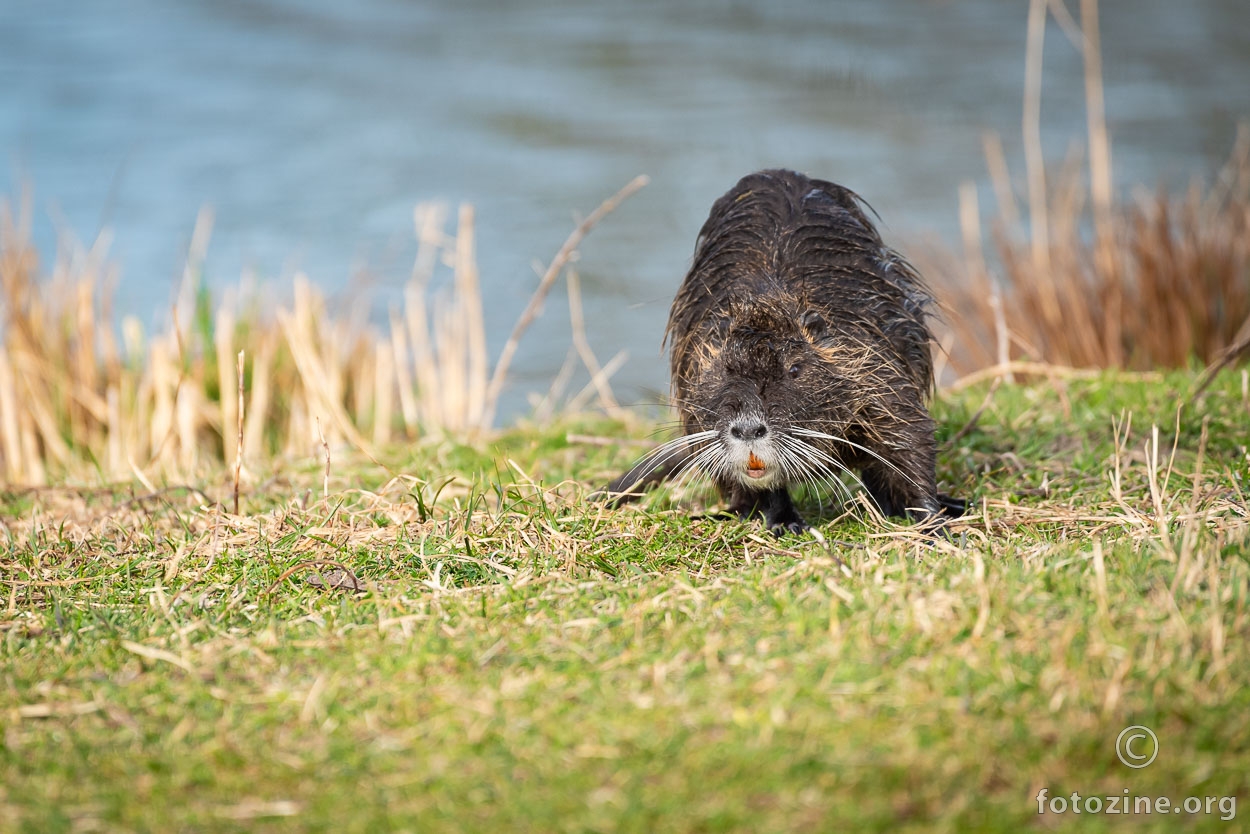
928;0;1250;377
0;178;645;487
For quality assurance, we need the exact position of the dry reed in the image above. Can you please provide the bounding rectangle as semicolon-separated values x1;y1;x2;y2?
929;0;1250;376
0;180;645;487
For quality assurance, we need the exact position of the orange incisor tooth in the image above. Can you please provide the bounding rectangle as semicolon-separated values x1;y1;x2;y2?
747;452;765;471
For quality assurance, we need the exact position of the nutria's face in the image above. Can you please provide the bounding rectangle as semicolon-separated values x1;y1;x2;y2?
679;307;853;491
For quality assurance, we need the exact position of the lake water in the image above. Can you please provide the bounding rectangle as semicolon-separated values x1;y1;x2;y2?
2;0;1248;413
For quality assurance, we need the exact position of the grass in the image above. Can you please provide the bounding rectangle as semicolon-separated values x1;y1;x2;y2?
3;367;1248;832
0;177;647;485
3;4;1248;828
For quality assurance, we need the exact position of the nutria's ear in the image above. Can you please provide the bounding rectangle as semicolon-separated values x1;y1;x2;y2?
724;296;749;326
801;310;827;339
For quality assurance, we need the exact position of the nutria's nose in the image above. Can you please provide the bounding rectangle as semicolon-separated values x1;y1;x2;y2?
729;419;768;441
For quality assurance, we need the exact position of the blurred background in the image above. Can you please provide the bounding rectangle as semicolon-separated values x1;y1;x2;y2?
2;0;1248;410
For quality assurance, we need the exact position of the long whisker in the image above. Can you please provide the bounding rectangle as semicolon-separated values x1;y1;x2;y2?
606;430;718;496
629;432;715;479
770;434;825;507
671;400;724;425
790;427;923;493
688;438;731;481
777;432;861;501
794;440;853;503
773;435;837;514
668;439;729;495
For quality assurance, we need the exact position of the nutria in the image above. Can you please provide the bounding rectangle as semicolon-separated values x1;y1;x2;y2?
602;169;964;535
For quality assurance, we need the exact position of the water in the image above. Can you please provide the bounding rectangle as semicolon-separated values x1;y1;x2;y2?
3;0;1247;412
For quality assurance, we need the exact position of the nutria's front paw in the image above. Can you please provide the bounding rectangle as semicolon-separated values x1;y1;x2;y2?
764;507;809;537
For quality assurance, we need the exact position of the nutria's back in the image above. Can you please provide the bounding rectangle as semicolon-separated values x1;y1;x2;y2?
668;169;934;402
603;169;961;535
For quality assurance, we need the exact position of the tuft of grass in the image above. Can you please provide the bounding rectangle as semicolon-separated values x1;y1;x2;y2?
926;0;1250;376
0;177;647;487
1;369;1248;832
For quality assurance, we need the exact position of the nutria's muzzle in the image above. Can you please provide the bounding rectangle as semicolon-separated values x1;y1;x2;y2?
722;415;783;489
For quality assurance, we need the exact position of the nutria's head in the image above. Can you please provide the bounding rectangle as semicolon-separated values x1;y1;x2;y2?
677;296;864;491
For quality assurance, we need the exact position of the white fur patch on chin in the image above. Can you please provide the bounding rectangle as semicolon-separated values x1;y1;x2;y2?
723;439;782;488
732;467;782;490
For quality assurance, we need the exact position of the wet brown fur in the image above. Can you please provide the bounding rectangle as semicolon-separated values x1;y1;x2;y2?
604;169;962;534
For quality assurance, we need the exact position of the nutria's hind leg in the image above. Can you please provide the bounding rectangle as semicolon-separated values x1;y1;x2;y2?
863;460;964;539
726;484;808;537
861;453;942;524
937;492;967;517
861;468;901;518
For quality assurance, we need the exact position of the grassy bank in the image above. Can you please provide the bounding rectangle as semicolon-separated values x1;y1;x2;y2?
3;368;1247;832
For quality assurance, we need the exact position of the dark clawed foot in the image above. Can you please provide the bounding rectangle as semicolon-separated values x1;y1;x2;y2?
758;488;808;537
766;516;810;538
911;508;967;545
704;506;809;536
901;496;964;543
925;515;955;540
927;493;968;542
727;486;810;537
937;492;967;518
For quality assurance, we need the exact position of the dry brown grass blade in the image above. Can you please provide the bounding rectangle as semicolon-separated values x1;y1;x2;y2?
928;0;1250;379
456;203;488;426
1;171;648;483
276;281;373;458
1192;312;1250;401
480;174;649;430
233;350;244;516
1023;0;1052;279
566;267;624;419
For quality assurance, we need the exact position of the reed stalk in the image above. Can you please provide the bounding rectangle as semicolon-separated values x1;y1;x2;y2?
0;178;644;485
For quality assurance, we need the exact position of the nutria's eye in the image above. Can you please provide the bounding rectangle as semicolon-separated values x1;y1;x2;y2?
788;363;802;379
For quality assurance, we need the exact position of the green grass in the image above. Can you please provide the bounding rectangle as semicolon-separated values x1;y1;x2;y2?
2;369;1248;832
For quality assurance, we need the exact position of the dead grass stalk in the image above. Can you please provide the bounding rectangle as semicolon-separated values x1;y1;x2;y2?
931;0;1250;375
0;179;646;486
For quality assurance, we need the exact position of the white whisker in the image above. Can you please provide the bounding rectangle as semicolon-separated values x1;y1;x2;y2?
791;426;923;493
777;432;861;503
613;430;717;491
